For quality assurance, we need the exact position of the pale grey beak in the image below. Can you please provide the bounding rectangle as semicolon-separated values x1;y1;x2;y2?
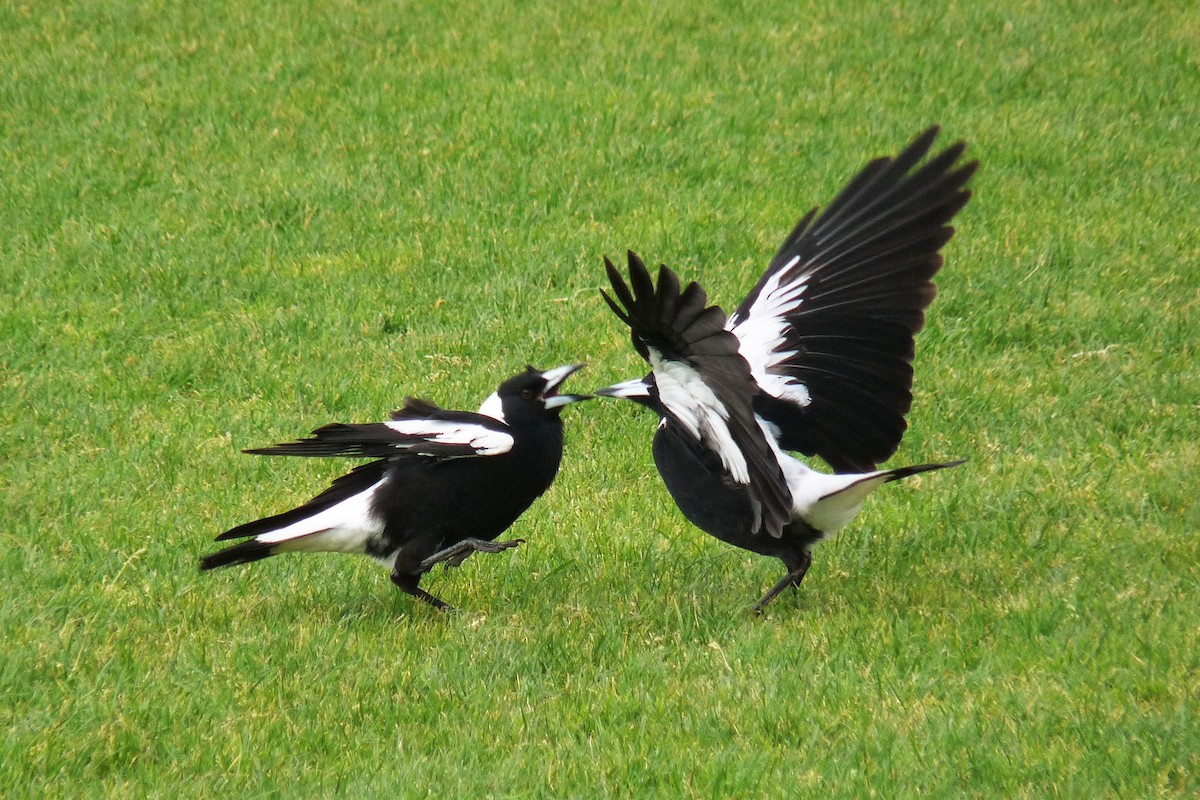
594;376;652;400
541;363;591;409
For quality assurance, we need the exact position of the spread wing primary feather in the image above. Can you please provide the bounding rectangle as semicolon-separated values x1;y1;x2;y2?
602;252;793;538
726;125;977;472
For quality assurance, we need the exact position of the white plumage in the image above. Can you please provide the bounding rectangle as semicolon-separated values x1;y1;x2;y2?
384;419;513;457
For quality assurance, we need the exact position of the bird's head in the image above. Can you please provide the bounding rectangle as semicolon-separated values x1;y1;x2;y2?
479;363;591;424
594;373;665;416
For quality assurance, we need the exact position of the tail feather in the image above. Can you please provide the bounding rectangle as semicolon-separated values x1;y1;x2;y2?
882;458;966;482
802;458;964;533
200;539;277;571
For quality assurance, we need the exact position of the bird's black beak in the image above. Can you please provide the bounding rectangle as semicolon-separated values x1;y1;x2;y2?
540;363;592;409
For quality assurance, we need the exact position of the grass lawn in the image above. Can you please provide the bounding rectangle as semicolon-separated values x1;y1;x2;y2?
2;0;1196;796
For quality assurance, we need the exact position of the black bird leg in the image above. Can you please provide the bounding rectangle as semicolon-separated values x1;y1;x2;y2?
389;539;526;613
390;572;452;612
753;550;813;613
418;537;526;572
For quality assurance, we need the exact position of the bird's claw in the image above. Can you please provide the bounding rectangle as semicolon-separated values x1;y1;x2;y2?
420;537;527;572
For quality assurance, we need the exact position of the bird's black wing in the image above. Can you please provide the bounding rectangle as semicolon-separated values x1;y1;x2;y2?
602;252;793;538
726;126;977;471
243;398;515;461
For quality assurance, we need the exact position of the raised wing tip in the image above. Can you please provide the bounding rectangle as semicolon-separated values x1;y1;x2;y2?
904;124;942;158
955;159;980;184
600;286;632;326
627;252;656;301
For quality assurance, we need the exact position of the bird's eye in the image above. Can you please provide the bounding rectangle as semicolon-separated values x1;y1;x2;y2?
520;388;536;400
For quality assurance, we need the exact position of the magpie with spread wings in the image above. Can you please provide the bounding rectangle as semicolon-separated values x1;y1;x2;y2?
201;364;589;611
597;126;975;611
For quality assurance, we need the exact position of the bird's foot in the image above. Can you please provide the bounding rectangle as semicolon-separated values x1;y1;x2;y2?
391;572;453;612
753;552;813;614
418;537;526;572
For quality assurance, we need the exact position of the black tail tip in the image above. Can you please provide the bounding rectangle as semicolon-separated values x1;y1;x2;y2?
199;539;275;571
884;458;967;483
917;457;967;473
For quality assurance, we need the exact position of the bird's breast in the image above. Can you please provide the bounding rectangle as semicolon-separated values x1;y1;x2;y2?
651;423;759;541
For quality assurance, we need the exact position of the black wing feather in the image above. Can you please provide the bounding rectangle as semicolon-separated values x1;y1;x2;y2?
244;422;408;459
603;252;793;538
243;399;509;461
731;125;976;471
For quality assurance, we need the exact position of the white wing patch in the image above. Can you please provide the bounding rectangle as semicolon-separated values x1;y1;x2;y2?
727;256;813;408
649;347;751;485
384;419;513;456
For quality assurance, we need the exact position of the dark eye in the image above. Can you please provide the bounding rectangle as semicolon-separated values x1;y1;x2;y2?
520;388;536;400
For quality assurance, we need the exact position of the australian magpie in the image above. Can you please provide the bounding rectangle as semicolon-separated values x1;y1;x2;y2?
597;126;976;611
200;364;589;611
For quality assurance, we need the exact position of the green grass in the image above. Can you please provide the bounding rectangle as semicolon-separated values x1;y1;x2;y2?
2;0;1197;796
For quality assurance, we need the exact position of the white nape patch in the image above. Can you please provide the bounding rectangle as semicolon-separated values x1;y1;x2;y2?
477;392;506;423
259;477;388;552
728;257;813;408
649;346;750;485
384;418;513;456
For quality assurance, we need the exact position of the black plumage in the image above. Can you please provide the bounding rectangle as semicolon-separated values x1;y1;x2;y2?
602;258;794;538
597;127;975;610
728;125;977;471
201;364;589;611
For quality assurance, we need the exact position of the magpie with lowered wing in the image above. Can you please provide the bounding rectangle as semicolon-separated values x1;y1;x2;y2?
200;364;589;611
597;126;975;611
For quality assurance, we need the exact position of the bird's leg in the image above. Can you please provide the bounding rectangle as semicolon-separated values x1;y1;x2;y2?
753;550;813;613
418;537;526;572
390;571;453;612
